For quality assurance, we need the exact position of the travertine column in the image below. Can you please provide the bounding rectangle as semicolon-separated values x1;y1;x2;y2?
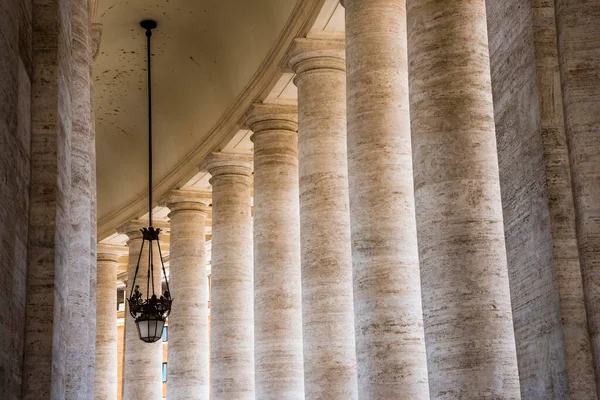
22;0;72;397
88;87;98;400
204;153;255;400
66;0;95;396
94;245;124;400
119;220;163;400
407;1;521;398
247;104;304;399
343;1;429;398
555;0;600;390
289;39;358;400
164;191;210;400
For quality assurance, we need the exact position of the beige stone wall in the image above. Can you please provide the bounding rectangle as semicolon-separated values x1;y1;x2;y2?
0;0;32;397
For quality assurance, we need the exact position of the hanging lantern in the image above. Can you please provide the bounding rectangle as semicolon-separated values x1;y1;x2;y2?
127;20;172;343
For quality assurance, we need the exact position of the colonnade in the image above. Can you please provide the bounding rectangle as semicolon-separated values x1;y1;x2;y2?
92;0;600;399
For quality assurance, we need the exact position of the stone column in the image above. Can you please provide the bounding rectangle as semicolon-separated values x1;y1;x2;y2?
289;39;358;400
164;191;210;400
247;104;304;399
204;152;255;400
66;0;95;396
407;1;521;398
554;0;600;390
22;0;73;397
343;1;429;398
94;244;124;400
118;220;163;400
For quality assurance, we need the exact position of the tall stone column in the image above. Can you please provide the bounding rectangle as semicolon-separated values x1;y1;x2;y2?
407;1;521;398
289;39;358;400
118;220;163;400
66;0;95;397
554;0;600;390
204;152;255;400
247;104;304;399
163;191;210;400
343;1;429;398
22;0;73;397
94;244;124;400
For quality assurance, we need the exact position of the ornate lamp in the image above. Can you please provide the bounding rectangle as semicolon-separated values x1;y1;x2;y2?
127;19;172;343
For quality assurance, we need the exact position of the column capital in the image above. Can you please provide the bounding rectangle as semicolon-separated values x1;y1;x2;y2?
288;38;345;76
159;189;210;215
116;219;146;240
97;243;127;262
201;151;253;180
246;103;298;136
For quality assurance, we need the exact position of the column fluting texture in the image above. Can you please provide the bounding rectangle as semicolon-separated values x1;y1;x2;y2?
94;247;120;400
206;154;255;400
289;39;358;400
120;221;163;400
248;105;304;400
407;1;521;398
165;192;210;400
344;0;430;398
555;0;600;391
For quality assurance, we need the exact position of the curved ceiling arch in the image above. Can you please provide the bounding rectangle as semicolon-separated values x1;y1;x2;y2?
95;0;325;239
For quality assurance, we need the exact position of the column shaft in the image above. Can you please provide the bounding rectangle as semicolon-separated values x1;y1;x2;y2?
206;154;255;400
344;1;429;398
165;193;209;400
94;249;120;400
555;0;600;391
407;1;521;398
22;0;72;397
121;223;163;400
249;105;304;399
66;0;94;396
88;87;98;400
290;39;358;400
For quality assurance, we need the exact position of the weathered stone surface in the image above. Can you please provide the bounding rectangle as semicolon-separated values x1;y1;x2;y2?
205;153;255;400
289;38;358;400
487;0;566;397
88;84;98;400
407;0;521;398
344;1;429;398
94;245;123;400
555;0;600;392
119;220;163;400
247;104;304;400
22;0;73;397
0;0;32;397
65;0;95;397
163;191;210;400
487;0;597;397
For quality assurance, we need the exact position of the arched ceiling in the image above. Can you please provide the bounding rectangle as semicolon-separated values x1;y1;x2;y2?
94;0;322;231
